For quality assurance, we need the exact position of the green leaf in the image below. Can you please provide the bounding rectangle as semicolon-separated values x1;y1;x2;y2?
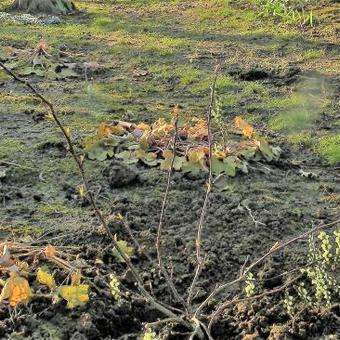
104;136;121;147
86;143;113;161
115;150;139;164
112;240;135;263
223;156;238;177
182;149;207;174
18;67;35;76
211;156;227;176
160;150;186;171
238;148;256;160
143;152;159;167
258;139;273;162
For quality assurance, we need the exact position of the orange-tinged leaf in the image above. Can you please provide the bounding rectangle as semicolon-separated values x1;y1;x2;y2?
234;116;254;138
136;122;150;131
0;274;32;307
37;267;55;290
187;119;208;140
44;245;57;258
97;123;125;139
151;118;173;139
58;284;89;309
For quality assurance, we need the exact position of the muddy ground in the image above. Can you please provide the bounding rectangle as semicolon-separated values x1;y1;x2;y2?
0;0;339;339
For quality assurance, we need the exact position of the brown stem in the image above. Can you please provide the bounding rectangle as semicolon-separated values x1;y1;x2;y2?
155;110;188;308
194;218;340;317
187;66;220;307
0;61;183;322
208;274;303;330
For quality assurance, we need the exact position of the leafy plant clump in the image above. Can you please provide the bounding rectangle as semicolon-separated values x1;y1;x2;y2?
284;229;340;317
0;42;99;80
83;113;281;178
0;243;89;309
250;0;315;26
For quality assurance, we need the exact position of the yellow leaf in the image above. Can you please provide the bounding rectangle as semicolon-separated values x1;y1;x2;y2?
71;271;82;286
0;274;32;307
151;118;173;139
58;285;89;309
234;116;254;138
37;267;56;290
95;258;104;265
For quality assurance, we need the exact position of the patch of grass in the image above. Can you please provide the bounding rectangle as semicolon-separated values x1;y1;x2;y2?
178;66;202;86
220;94;239;108
242;81;269;97
316;134;340;165
263;93;305;109
301;49;325;61
0;137;24;159
37;201;82;217
287;131;314;146
269;108;320;131
191;74;236;94
251;0;315;26
0;224;45;238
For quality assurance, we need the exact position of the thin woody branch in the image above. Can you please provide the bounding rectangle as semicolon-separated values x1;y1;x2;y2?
194;218;340;317
0;61;185;324
187;65;220;307
155;110;188;308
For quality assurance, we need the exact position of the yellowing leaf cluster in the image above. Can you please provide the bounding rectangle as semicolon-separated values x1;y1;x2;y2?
0;245;90;310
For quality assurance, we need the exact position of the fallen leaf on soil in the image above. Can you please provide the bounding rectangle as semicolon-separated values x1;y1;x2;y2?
97;123;125;139
0;273;32;306
37;267;56;290
58;284;89;309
